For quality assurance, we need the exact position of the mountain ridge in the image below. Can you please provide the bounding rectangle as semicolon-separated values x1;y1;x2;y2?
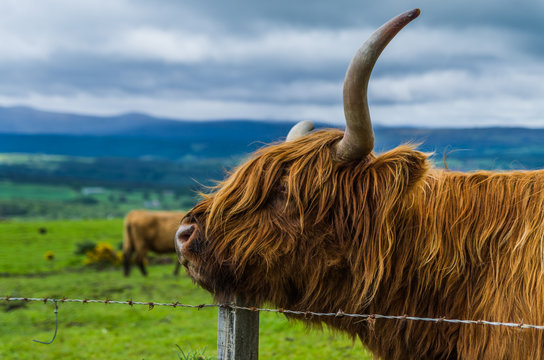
0;105;306;138
3;105;543;138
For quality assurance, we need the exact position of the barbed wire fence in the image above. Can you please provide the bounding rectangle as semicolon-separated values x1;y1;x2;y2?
3;295;544;359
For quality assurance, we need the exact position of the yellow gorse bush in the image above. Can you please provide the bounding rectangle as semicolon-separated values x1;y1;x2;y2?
83;242;122;267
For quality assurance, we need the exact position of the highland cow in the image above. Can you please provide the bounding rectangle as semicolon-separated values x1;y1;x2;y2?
123;209;185;276
175;9;544;359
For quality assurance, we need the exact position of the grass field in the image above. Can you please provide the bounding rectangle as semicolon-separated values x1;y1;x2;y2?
0;219;371;359
0;180;194;220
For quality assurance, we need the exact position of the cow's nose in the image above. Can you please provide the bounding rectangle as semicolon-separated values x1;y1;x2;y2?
175;224;195;264
176;224;196;247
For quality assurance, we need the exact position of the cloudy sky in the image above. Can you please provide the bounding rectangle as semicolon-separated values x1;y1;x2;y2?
0;0;543;127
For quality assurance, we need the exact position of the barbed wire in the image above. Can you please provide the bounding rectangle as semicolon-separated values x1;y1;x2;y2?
3;295;544;330
2;296;218;310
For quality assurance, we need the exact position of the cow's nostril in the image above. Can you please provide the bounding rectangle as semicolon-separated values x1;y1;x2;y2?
176;224;195;244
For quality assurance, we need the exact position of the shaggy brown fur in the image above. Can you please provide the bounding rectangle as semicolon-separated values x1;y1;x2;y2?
123;210;185;276
180;130;544;359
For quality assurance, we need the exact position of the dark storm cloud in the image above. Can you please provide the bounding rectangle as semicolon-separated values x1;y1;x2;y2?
154;0;543;41
0;0;542;126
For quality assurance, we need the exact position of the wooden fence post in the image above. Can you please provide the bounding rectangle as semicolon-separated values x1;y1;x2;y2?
217;298;259;360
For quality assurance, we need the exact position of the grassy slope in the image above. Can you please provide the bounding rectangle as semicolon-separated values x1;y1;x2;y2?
0;219;371;359
0;181;192;220
0;181;77;201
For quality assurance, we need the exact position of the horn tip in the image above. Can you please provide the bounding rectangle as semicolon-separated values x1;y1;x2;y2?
407;8;421;20
286;120;315;142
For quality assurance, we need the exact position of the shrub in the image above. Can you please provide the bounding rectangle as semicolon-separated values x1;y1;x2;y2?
83;242;122;268
74;239;97;255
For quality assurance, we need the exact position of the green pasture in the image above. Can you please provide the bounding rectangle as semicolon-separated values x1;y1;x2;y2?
0;181;192;220
0;219;371;359
0;181;78;201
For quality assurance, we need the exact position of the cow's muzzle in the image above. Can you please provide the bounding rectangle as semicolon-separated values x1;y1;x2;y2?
175;223;197;266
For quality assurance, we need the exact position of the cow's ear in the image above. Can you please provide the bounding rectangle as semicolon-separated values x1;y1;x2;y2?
370;145;430;198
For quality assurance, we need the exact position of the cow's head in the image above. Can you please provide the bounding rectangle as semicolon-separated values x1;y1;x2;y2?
176;9;426;309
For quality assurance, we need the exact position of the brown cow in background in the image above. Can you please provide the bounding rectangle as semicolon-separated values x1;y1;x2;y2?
175;9;544;360
123;210;184;276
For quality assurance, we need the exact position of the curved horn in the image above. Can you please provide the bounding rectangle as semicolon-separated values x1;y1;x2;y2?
286;120;315;142
335;9;420;161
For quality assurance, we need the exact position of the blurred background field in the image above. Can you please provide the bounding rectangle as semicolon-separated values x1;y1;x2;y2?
0;179;193;220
